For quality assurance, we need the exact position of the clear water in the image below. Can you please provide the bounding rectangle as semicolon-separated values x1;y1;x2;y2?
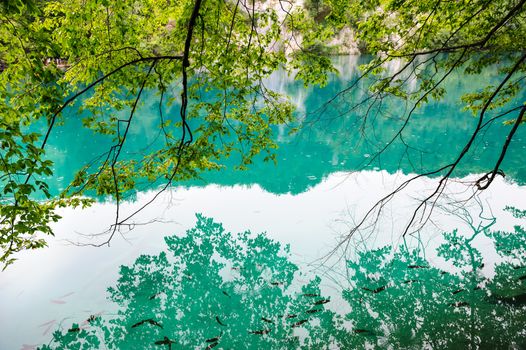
1;56;525;349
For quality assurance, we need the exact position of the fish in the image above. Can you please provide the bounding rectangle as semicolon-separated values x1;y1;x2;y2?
20;345;38;350
68;327;80;333
39;320;56;336
303;293;320;297
38;320;56;327
305;309;321;314
403;279;419;284
407;265;429;269
154;336;175;345
261;317;274;323
452;289;465;295
270;281;284;286
313;299;330;305
206;342;219;349
285;314;297;319
249;329;270;335
206;333;222;343
59;292;75;299
216;316;226;326
353;329;375;335
131;318;163;329
222;291;230;298
291;319;308;328
149;292;161;300
363;286;386;293
81;312;103;326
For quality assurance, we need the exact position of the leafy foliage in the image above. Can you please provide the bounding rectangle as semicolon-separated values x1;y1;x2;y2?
0;0;337;266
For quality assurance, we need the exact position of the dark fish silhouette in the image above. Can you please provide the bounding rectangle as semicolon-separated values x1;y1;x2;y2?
206;337;220;343
68;327;80;333
291;319;308;328
261;317;274;323
518;275;526;281
305;309;321;314
206;342;219;349
403;279;419;284
512;265;525;270
132;319;163;329
313;299;330;305
215;316;226;326
363;285;386;294
407;265;428;269
249;329;270;335
222;291;230;298
154;336;175;345
452;289;465;295
303;293;320;297
285;314;297;319
353;329;375;335
149;292;161;300
270;281;284;286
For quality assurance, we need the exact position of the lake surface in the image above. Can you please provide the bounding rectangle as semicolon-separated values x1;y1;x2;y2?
1;56;526;349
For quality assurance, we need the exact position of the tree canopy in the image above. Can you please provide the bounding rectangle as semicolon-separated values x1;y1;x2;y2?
0;0;337;267
311;0;526;243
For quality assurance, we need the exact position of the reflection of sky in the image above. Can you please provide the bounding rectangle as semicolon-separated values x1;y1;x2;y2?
0;171;525;349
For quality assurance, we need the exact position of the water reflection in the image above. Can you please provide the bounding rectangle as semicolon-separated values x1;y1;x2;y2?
39;215;340;349
45;57;526;197
38;210;526;349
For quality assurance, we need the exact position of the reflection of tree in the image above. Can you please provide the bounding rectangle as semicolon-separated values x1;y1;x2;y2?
39;215;341;349
39;211;526;349
343;207;526;349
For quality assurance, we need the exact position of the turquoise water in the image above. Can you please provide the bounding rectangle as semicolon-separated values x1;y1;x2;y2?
45;56;526;196
37;213;526;349
1;56;526;349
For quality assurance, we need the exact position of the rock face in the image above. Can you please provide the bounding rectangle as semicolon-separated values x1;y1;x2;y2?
328;27;360;55
252;0;360;56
